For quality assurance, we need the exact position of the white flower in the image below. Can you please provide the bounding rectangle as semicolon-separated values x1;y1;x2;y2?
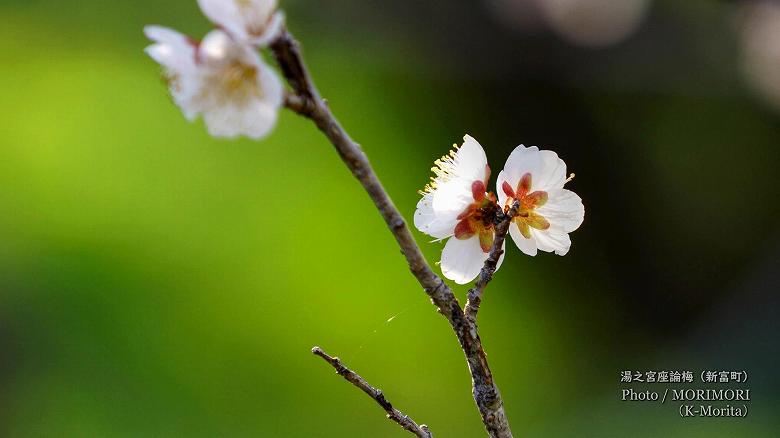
496;145;584;256
197;0;284;46
414;135;504;285
144;26;283;139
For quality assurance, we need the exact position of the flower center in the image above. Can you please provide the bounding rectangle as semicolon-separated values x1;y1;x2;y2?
453;181;500;253
502;173;550;239
209;60;263;105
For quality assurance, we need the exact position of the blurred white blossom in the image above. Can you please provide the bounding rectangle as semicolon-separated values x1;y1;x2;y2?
488;0;650;48
144;27;283;139
198;0;283;47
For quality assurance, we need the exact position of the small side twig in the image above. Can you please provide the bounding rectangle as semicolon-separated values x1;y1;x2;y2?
312;347;432;438
464;200;522;325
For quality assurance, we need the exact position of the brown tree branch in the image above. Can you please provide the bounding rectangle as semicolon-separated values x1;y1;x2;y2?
272;28;456;318
272;27;513;438
464;200;522;325
312;347;432;438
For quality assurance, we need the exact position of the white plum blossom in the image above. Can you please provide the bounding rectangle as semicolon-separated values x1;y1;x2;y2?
197;0;284;47
144;26;283;139
414;135;504;285
415;137;584;284
496;145;584;256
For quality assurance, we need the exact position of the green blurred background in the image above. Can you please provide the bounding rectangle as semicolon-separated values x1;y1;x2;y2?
1;0;778;436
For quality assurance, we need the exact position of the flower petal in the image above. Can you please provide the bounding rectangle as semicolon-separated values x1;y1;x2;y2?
532;229;571;256
249;11;284;46
440;236;489;284
199;29;251;66
431;181;473;216
197;0;248;41
502;145;567;191
502;144;541;187
430;135;488;214
496;169;510;207
535;188;584;233
143;25;196;73
495;241;506;273
202;100;277;139
457;135;489;182
198;0;280;45
509;222;538;256
534;150;567;191
257;55;284;107
413;193;458;239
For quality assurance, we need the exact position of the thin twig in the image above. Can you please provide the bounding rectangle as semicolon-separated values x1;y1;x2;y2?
312;347;433;438
464;200;522;325
271;27;513;438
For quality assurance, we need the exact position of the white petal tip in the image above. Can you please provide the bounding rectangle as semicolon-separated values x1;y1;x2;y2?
144;25;175;41
143;25;162;38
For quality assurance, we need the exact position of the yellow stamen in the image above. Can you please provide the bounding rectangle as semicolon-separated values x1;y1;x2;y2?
419;144;461;195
